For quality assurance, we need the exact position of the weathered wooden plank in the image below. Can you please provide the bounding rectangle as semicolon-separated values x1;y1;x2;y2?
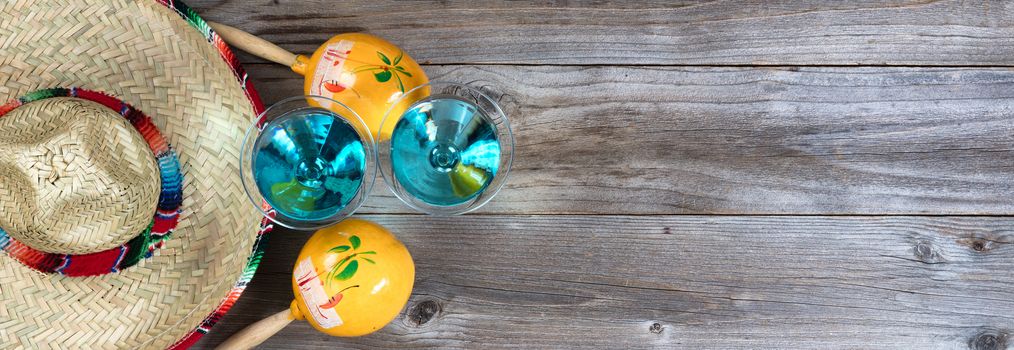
240;64;1014;215
193;215;1014;349
188;0;1014;66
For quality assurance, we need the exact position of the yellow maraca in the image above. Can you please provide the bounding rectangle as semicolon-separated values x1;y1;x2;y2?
209;22;429;139
216;219;414;350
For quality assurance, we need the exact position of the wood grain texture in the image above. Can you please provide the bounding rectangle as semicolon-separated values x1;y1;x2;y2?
241;64;1014;215
181;3;1014;349
191;216;1014;349
188;0;1014;66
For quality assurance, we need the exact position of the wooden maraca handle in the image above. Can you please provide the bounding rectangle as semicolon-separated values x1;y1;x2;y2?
215;309;295;350
208;21;298;67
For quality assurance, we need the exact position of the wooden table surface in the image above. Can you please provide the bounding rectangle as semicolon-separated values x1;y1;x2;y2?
189;1;1014;349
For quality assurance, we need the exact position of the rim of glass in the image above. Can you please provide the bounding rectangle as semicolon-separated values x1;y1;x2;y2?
377;81;515;215
240;95;376;230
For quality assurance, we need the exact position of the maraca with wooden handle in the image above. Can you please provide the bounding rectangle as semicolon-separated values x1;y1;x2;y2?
208;22;429;139
216;219;415;350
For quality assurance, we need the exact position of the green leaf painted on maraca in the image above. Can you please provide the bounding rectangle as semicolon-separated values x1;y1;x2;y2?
335;260;358;280
353;50;414;92
325;235;377;286
374;70;392;82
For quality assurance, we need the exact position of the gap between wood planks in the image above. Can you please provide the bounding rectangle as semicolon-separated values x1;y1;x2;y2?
241;61;1014;68
420;63;1014;68
352;212;1014;217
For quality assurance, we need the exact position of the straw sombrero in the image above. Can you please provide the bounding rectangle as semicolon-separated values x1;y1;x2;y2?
0;0;271;348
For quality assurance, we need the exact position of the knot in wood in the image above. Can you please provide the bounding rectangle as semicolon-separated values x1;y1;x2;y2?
649;322;664;334
407;299;441;327
913;241;944;264
957;237;997;253
969;329;1009;350
971;240;988;252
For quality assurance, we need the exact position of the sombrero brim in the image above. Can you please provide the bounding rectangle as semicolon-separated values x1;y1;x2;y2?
0;0;270;348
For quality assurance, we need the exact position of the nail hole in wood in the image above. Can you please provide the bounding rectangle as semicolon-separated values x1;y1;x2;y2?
407;299;441;327
649;322;664;334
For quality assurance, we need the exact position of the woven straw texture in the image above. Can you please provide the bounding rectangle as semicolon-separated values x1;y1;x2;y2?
0;0;263;348
0;98;161;255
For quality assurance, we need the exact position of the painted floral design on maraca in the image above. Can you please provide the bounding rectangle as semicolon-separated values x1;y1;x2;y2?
293;234;377;312
320;234;377;309
353;51;414;92
325;235;377;282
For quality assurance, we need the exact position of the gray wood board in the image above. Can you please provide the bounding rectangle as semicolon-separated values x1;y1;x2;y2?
191;215;1014;349
189;0;1014;66
240;64;1014;215
180;3;1014;349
